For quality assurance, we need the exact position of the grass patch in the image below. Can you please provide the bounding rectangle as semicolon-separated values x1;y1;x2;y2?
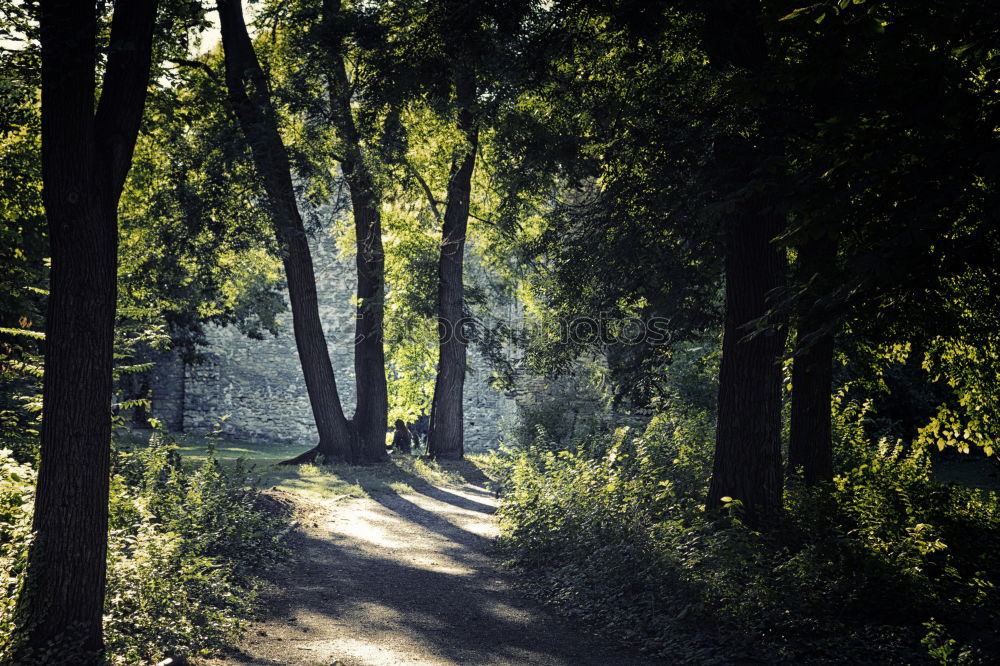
120;429;492;502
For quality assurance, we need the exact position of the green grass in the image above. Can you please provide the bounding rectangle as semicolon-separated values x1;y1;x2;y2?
118;429;494;502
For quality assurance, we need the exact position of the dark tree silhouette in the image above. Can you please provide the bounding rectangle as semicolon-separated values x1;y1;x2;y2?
12;0;159;660
701;0;788;527
788;241;837;485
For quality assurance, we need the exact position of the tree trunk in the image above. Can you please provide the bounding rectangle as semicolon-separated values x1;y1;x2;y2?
701;1;787;528
706;175;787;527
786;24;845;487
14;0;158;661
349;180;389;462
321;0;388;463
788;240;836;484
218;0;353;463
428;72;478;461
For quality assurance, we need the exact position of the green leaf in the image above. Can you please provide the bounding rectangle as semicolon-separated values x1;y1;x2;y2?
779;5;821;21
0;326;45;340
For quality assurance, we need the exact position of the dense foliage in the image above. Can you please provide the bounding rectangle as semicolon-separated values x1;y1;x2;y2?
0;434;288;664
490;397;1000;663
4;0;1000;660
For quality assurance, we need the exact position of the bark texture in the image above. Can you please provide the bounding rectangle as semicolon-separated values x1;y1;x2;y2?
218;0;353;462
14;0;158;661
323;0;388;463
701;0;788;527
706;181;787;526
428;72;479;461
788;241;836;484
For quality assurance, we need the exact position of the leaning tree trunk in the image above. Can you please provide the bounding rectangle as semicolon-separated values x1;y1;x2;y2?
321;2;388;463
13;0;158;661
701;0;788;528
788;240;837;484
218;0;353;463
428;72;478;461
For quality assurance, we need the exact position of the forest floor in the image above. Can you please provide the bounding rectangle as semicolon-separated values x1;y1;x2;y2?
198;455;660;666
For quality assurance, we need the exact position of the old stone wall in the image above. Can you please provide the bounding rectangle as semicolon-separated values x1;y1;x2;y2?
147;350;185;431
149;228;519;449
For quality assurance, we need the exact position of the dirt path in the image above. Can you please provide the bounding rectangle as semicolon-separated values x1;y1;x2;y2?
204;476;661;666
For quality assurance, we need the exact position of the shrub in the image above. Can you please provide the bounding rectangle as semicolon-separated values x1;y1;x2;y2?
0;432;289;665
493;399;1000;664
0;448;33;647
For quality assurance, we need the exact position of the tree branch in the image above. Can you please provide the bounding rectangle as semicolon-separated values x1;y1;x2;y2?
404;158;443;223
167;57;221;85
468;211;495;226
93;0;160;202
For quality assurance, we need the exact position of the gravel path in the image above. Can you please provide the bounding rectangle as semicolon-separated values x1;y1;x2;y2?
203;477;660;666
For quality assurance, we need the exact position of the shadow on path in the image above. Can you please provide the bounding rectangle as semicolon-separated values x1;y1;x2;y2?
205;473;662;666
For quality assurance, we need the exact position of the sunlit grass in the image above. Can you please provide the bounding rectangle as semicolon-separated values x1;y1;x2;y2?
117;429;495;503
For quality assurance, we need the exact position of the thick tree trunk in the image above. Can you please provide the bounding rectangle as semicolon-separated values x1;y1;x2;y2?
788;241;836;484
320;2;388;463
349;182;389;462
218;0;353;462
701;1;787;528
14;0;158;661
428;73;478;461
706;183;787;527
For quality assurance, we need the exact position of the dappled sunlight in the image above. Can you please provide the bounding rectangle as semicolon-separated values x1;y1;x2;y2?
194;464;653;666
481;599;537;625
326;504;412;551
290;635;450;666
324;498;489;575
275;474;364;501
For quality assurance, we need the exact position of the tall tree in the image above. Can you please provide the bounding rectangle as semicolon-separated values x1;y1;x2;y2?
371;0;521;461
217;0;354;463
787;240;836;485
427;70;479;460
701;0;788;527
12;0;159;660
777;0;1000;479
320;0;388;463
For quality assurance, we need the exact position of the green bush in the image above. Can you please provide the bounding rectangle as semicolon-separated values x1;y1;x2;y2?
493;399;1000;664
0;433;289;665
0;448;33;647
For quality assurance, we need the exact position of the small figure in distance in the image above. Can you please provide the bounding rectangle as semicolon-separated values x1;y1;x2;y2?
391;418;412;454
409;412;430;451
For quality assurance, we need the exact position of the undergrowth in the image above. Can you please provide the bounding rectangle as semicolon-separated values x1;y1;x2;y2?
0;432;290;665
490;399;1000;664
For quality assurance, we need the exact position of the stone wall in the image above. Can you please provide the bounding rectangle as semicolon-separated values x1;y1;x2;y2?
147;350;185;431
149;228;518;449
